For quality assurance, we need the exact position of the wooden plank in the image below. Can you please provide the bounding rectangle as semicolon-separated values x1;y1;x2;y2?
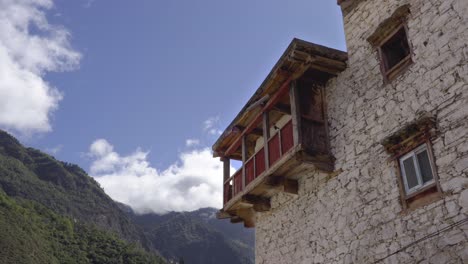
237;208;255;228
263;111;270;170
222;157;230;181
232;126;263;136
222;144;301;210
321;86;332;157
246;95;270;112
264;176;299;195
241;195;271;212
216;210;232;219
242;135;247;189
289;81;302;146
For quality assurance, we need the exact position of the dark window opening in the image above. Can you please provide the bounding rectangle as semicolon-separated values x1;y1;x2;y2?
381;27;411;71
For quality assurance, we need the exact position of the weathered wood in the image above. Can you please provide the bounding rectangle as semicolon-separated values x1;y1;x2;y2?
222;157;230;182
298;83;332;157
289;81;302;146
242;195;271;212
216;210;232;219
300;152;335;172
237;208;255;228
263;111;270;170
233;126;263;137
283;179;299;194
264;176;299;195
242;135;247;189
367;4;411;46
321;86;332;157
224;77;293;157
212;39;348;159
246;95;270;112
272;103;291;115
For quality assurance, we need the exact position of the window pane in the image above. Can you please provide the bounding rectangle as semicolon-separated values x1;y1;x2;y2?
403;157;419;190
417;150;434;184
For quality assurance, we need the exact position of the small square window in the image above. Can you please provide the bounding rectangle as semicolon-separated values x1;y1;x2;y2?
381;115;442;211
399;144;435;196
377;26;413;81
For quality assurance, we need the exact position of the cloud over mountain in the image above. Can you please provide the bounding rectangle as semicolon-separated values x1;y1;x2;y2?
89;139;231;214
0;0;80;135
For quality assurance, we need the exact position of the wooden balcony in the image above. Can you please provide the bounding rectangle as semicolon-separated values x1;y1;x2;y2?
220;117;335;227
224;119;294;205
213;39;348;227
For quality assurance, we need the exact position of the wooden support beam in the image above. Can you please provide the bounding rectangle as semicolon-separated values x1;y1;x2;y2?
283;179;299;194
246;95;270;112
264;176;299;195
241;135;247;189
241;195;271;212
272;103;291;115
232;126;263;137
289;81;302;146
237;208;255;228
263;111;270;170
221;157;230;182
224;77;293;157
216;210;232;219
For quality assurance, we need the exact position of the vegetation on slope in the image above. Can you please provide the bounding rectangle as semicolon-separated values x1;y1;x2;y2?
0;130;254;263
0;130;147;245
0;189;164;264
131;208;254;264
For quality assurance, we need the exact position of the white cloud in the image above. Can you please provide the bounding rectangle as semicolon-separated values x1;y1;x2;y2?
45;144;63;155
89;139;233;214
203;116;222;136
0;0;81;135
83;0;95;8
185;138;200;147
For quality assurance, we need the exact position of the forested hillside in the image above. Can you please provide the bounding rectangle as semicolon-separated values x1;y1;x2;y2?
131;208;254;264
0;130;253;264
0;189;164;263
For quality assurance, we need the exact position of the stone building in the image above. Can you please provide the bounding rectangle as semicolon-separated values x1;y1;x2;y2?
213;0;468;263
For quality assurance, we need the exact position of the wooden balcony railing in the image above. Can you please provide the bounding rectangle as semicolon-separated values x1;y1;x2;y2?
223;119;294;205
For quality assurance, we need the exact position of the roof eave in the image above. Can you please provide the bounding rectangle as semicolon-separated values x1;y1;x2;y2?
212;39;348;157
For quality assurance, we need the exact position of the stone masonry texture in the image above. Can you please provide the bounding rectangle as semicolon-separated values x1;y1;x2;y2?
255;0;468;263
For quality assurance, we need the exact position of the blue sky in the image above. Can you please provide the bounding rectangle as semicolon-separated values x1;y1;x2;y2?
0;0;345;213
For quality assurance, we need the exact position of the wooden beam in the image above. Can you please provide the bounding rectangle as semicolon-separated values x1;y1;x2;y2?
289;81;302;146
221;157;230;182
224;77;293;157
308;64;342;75
216;210;232;219
241;195;271;212
241;135;247;189
272;103;291;115
264;176;299;195
263;111;270;170
284;179;299;194
246;95;270;112
237;208;255;228
232;126;263;136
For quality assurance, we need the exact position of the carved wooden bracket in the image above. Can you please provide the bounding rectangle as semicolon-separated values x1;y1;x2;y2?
367;4;411;47
381;113;436;158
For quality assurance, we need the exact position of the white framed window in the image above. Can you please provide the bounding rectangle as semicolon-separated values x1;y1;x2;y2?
399;143;435;196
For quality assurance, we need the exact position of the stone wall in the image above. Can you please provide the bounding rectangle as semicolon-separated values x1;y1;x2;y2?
255;0;468;263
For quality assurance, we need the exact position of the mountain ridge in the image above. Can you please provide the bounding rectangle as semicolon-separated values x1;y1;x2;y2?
0;130;254;264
